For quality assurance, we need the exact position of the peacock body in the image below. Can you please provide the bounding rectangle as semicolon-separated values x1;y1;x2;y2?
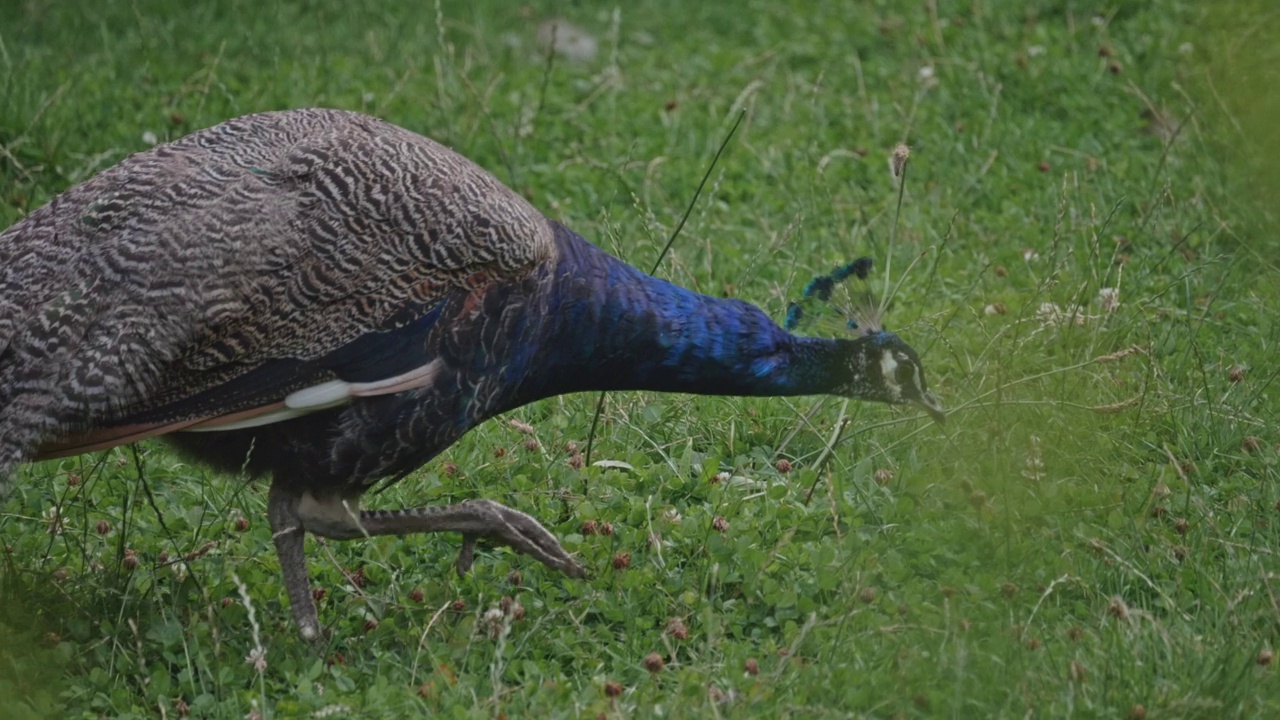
0;108;942;639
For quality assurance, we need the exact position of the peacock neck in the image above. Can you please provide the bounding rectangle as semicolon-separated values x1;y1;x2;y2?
512;225;853;404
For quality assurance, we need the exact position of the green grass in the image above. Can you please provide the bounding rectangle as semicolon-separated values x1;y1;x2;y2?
2;0;1279;717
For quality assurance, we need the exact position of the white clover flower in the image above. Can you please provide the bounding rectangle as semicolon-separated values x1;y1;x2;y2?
1097;287;1119;313
245;646;267;673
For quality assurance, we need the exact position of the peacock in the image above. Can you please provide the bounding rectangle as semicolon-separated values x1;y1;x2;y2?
0;108;943;640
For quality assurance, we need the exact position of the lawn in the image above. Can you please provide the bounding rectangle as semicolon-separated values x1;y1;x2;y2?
2;0;1278;717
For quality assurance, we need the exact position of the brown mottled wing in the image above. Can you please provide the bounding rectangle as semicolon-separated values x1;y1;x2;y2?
0;108;554;480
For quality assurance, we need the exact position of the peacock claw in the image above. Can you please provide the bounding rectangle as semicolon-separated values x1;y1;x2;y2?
457;499;585;579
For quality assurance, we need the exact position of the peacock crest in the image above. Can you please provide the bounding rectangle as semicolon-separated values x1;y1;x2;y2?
783;256;888;339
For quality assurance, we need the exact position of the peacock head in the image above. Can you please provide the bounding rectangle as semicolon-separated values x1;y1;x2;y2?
839;331;945;424
786;256;944;424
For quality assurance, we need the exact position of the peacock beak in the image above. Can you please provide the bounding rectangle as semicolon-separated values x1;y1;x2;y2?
916;391;946;425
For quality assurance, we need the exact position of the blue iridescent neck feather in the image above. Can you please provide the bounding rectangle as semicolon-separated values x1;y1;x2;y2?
508;225;864;406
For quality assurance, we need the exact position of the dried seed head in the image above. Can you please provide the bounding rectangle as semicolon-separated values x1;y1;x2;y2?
451;599;467;613
95;519;111;535
1001;582;1018;599
1067;626;1084;642
67;473;80;487
1150;505;1168;519
582;520;599;536
51;567;69;582
122;549;139;571
984;302;1008;315
1069;659;1087;683
667;618;689;640
1108;60;1123;74
174;698;190;717
1229;365;1246;383
234;516;250;532
348;567;369;589
1172;545;1189;562
1026;637;1042;650
890;144;911;179
1242;436;1263;454
499;595;514;614
1037;160;1051;172
1173;518;1190;535
775;459;793;474
859;586;878;604
511;602;526;621
522;437;540;452
363;618;379;633
1108;596;1129;619
600;522;615;536
313;587;327;602
409;588;425;603
643;652;665;673
442;462;459;477
873;468;895;485
612;551;631;570
995;265;1008;277
221;597;234;608
604;680;624;698
568;451;584;470
1258;648;1274;666
1129;705;1147;720
744;657;760;675
508;418;535;434
712;516;729;533
507;570;523;587
712;471;730;484
941;585;956;599
494;447;506;458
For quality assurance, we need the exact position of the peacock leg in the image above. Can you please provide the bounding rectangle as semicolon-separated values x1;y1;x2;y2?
355;499;585;578
266;482;323;641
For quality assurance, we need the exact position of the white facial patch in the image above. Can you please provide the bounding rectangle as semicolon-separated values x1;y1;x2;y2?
880;350;902;399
